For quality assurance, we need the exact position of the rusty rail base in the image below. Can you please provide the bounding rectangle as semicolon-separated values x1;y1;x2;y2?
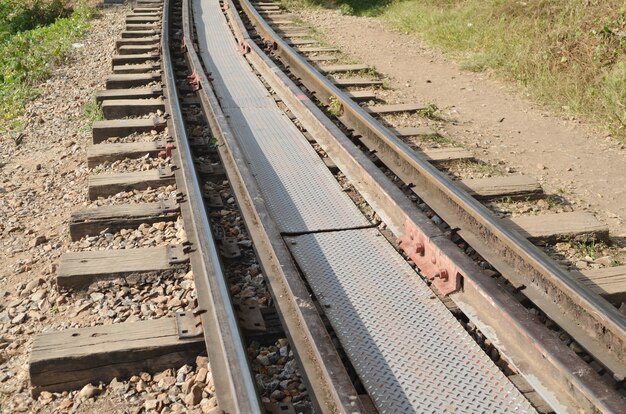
165;0;262;412
182;0;366;412
227;1;626;412
237;0;626;385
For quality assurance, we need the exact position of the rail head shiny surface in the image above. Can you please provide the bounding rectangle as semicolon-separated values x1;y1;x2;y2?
236;0;626;375
183;0;365;411
166;0;262;412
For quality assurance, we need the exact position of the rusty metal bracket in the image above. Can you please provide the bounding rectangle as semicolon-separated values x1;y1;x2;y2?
175;310;203;339
397;220;462;296
167;245;189;265
160;195;181;213
203;192;224;208
158;166;175;179
187;71;201;91
239;40;251;55
220;237;241;259
158;143;175;159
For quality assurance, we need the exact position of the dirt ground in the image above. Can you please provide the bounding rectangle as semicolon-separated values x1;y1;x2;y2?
295;9;626;237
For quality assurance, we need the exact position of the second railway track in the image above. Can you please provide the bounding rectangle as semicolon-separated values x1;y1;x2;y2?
23;0;626;413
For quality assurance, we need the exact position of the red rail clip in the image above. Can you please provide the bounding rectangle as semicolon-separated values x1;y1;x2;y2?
187;71;201;91
397;220;462;296
239;40;251;55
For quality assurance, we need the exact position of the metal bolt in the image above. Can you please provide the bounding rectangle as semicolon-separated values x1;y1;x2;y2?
414;242;424;256
165;144;174;158
434;269;448;280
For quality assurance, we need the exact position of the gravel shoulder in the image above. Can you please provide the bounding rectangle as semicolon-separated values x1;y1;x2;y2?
293;8;626;237
0;6;213;414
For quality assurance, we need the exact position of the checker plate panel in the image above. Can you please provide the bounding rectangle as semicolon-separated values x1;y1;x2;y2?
286;229;536;413
194;0;369;233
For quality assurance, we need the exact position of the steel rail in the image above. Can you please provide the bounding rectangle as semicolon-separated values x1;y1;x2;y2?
162;0;262;412
182;0;365;412
223;2;626;412
237;0;626;382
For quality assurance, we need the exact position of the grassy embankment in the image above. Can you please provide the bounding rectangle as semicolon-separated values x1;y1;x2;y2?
0;0;98;131
281;0;626;141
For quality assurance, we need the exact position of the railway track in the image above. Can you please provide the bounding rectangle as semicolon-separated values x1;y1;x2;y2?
25;0;626;413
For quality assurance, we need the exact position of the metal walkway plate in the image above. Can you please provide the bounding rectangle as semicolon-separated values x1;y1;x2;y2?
286;229;535;413
194;0;369;233
193;0;536;412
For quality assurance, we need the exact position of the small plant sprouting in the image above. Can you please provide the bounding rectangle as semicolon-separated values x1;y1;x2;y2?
83;97;103;128
572;240;607;260
327;96;343;117
418;102;440;119
545;194;564;209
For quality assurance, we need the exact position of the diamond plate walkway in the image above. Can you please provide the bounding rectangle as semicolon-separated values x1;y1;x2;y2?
193;0;536;411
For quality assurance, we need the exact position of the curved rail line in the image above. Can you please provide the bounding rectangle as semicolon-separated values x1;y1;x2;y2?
180;0;362;411
57;0;626;413
234;0;626;379
163;0;626;412
163;0;263;411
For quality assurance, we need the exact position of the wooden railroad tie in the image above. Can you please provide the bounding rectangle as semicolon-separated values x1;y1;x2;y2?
390;126;437;137
126;23;160;31
366;103;427;115
344;90;377;102
121;29;160;38
297;46;339;53
332;78;382;87
95;87;163;103
131;8;162;13
57;245;187;289
101;98;165;119
118;44;160;56
306;55;339;63
573;266;626;304
92;117;167;143
116;37;161;49
29;316;204;396
106;72;161;89
88;167;176;200
319;64;370;74
111;53;160;68
503;211;609;244
287;39;318;46
87;140;171;167
113;63;162;74
69;199;180;240
457;175;543;200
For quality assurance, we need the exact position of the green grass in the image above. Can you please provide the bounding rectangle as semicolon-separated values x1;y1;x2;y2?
0;0;70;40
279;0;626;141
572;240;608;260
417;102;440;120
84;96;104;128
0;1;98;130
327;95;343;117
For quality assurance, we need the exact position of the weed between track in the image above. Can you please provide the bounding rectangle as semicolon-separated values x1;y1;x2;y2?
279;0;626;141
83;96;104;129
